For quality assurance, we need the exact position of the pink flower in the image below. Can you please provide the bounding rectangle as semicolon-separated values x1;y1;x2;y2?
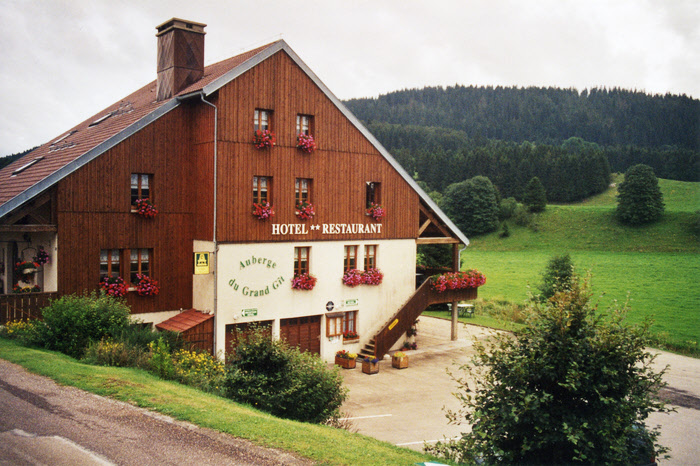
342;269;363;287
291;272;317;290
135;198;158;218
253;130;276;149
430;270;486;292
366;202;385;221
295;202;315;220
296;133;317;153
362;268;384;285
252;201;275;220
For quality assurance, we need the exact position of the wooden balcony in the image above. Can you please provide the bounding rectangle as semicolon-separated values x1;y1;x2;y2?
0;292;57;325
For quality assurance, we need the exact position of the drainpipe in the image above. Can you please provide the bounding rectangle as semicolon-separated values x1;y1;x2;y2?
200;94;219;356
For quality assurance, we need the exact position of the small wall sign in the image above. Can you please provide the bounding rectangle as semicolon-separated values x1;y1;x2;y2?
345;298;359;306
326;301;334;312
242;308;258;317
194;252;210;274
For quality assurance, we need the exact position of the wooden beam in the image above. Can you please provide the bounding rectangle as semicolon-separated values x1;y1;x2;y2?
0;225;57;233
418;202;455;240
418;219;432;236
416;237;460;244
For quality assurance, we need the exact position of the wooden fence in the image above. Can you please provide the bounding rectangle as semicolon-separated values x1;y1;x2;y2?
0;293;58;325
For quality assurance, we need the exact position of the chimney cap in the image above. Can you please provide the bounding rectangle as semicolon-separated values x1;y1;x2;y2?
156;18;207;37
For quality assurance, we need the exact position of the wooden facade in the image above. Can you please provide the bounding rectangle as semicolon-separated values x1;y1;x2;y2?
0;27;471;358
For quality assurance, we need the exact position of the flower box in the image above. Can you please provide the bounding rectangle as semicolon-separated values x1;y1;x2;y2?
342;330;359;344
296;133;317;153
253;129;275;149
295;201;315;220
429;270;486;292
362;358;380;374
252;201;275;220
392;352;409;369
335;356;357;369
134;198;158;218
291;272;317;290
135;274;160;297
366;202;385;221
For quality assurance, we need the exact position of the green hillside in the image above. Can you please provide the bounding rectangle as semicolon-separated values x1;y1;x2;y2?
461;178;700;354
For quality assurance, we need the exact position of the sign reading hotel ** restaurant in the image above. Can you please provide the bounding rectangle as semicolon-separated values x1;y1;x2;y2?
271;222;382;236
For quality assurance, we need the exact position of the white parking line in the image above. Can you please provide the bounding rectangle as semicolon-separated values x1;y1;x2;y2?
340;414;393;420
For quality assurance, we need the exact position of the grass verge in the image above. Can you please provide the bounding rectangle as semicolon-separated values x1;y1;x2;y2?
0;338;447;466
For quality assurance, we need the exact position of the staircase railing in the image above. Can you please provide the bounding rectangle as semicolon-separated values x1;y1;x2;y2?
372;281;478;359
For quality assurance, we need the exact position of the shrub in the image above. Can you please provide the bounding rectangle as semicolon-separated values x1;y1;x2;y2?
83;337;150;368
148;337;175;379
523;176;547;212
427;277;670;464
498;197;519;221
537;253;575;301
37;292;131;359
616;164;665;225
441;175;499;236
171;349;226;395
0;320;42;346
224;328;347;423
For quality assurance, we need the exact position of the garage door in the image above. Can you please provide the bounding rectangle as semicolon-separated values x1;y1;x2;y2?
280;315;321;354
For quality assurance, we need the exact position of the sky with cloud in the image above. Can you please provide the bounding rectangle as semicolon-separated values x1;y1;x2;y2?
1;0;698;155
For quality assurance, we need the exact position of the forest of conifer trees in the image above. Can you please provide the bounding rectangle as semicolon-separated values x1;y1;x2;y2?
345;86;699;202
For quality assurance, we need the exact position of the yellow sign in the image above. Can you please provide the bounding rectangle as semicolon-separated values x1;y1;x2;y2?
388;318;399;330
194;252;210;275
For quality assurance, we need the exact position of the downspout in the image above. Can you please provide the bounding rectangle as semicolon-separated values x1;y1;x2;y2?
200;94;219;355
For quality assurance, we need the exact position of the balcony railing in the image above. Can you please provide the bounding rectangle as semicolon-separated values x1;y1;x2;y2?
0;292;58;325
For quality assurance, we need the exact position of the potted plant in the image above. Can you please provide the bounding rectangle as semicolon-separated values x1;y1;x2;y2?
291;272;317;290
135;274;160;296
15;261;40;281
335;350;357;369
392;351;409;369
134;198;158;218
253;129;276;149
252;201;275;220
100;276;128;297
295;201;315;220
296;133;317;153
342;330;359;343
362;357;380;374
33;246;50;265
342;269;363;287
12;284;41;294
366;202;385;221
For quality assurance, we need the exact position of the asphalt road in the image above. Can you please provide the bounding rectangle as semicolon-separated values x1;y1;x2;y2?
340;317;700;465
0;359;311;466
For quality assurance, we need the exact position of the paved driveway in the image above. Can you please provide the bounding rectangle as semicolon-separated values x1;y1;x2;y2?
339;316;700;464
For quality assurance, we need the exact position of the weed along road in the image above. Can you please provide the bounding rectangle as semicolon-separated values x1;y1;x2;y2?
0;359;311;466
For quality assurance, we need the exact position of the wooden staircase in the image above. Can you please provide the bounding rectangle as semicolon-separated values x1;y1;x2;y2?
359;280;478;360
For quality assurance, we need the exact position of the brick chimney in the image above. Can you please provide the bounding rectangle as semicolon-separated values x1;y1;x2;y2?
155;18;206;101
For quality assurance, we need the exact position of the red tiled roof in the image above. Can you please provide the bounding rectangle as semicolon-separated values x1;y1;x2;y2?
0;41;279;213
155;309;213;333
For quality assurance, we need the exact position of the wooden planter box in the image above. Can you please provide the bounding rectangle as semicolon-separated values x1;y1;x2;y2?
343;338;360;345
362;360;380;374
335;356;356;369
392;355;409;369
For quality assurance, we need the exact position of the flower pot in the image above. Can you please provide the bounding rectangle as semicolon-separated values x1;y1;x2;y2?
335;356;356;369
343;338;360;345
392;355;409;369
362;360;379;374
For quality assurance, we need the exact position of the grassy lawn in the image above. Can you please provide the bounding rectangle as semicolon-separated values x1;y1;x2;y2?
460;177;700;354
0;338;446;466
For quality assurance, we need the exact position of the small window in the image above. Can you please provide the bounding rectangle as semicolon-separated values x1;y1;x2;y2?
254;109;271;131
296;114;313;135
365;181;381;208
100;249;121;279
344;245;358;272
327;314;343;337
131;174;152;206
130;248;151;284
253;176;271;204
343;311;357;334
364;245;377;270
294;246;310;275
295;178;311;205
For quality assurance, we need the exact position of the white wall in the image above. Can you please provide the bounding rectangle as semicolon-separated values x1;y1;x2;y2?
214;239;416;361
